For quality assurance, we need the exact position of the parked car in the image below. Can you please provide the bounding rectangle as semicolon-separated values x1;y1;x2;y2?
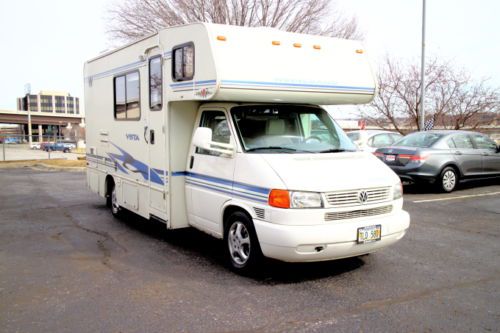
374;130;500;192
30;143;41;149
347;130;403;152
43;141;74;153
3;137;22;144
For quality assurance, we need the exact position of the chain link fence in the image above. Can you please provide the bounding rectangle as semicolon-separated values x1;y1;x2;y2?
0;134;85;162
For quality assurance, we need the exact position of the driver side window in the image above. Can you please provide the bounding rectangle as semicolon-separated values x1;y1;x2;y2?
196;111;230;156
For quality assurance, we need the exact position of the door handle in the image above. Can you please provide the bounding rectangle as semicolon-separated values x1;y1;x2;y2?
189;155;194;169
144;126;149;144
150;129;155;145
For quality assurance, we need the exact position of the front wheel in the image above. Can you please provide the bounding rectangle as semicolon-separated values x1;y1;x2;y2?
110;183;121;217
224;211;263;274
438;167;458;193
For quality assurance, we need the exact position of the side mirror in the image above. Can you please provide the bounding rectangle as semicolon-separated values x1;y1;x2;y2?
192;127;235;157
192;127;212;150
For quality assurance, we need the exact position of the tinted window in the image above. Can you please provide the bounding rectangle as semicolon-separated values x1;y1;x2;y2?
451;134;473;149
472;134;497;150
394;132;444;148
446;138;456;148
149;56;162;111
114;76;126;119
390;133;403;143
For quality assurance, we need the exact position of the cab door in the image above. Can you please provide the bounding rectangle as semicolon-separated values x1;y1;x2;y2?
185;107;236;236
146;53;168;220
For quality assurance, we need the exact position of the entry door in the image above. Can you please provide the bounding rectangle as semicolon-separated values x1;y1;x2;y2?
471;133;500;174
450;133;483;176
186;108;236;236
147;53;168;219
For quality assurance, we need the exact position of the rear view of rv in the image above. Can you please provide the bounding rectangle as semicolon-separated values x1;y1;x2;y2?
84;23;410;273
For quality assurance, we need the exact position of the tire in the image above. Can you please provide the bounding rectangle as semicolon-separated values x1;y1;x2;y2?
438;166;458;193
224;211;263;274
109;182;121;217
63;148;69;153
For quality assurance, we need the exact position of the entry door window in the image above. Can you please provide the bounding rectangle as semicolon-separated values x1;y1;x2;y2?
196;111;230;156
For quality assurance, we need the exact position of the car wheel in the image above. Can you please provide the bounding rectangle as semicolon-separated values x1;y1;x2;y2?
110;183;121;217
439;167;458;193
63;148;69;153
224;211;263;274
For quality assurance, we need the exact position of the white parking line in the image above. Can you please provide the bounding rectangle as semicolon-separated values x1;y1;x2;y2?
412;191;500;203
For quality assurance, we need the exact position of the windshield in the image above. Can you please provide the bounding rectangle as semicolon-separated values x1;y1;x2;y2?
394;132;444;148
231;105;357;153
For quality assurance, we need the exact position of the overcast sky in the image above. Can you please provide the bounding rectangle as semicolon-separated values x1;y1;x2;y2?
0;0;498;113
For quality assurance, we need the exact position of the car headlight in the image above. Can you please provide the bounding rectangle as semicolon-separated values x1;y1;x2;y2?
393;181;403;200
290;191;323;208
268;190;323;208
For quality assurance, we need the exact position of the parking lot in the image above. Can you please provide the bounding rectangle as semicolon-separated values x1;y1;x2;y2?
1;168;499;332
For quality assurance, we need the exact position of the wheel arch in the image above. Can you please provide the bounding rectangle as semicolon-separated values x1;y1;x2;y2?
440;162;462;178
221;202;256;237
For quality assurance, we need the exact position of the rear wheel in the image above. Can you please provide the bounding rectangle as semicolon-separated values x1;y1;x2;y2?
438;166;458;193
224;211;262;274
63;148;69;153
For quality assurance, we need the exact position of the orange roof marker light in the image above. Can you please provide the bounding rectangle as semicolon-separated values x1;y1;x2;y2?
293;43;302;48
217;35;227;41
272;40;281;46
313;44;321;50
356;49;364;54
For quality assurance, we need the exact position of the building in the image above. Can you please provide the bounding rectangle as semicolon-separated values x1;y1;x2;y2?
17;90;80;115
0;91;84;144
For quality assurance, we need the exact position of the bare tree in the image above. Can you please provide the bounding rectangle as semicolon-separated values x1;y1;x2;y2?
107;0;363;42
363;56;499;133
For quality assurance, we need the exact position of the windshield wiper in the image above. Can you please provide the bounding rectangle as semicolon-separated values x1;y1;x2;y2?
318;148;355;153
246;146;298;152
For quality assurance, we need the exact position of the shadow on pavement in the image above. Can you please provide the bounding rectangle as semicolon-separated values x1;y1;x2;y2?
107;207;365;283
403;177;500;194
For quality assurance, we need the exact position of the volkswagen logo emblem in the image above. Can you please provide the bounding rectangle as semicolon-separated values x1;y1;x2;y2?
358;190;369;204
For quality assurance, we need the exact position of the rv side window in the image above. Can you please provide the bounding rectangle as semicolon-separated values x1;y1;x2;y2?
114;71;141;120
172;43;194;81
149;56;162;111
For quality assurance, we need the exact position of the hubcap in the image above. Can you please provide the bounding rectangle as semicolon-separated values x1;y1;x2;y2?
228;221;251;265
111;186;119;214
442;170;456;191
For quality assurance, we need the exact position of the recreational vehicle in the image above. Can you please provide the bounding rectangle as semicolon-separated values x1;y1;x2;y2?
84;23;410;273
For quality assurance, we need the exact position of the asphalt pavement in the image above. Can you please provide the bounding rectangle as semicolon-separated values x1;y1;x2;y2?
0;168;499;332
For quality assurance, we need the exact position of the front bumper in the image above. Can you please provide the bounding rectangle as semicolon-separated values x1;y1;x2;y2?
253;210;410;262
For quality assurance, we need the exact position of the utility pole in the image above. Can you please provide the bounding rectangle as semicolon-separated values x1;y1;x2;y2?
419;0;426;131
25;84;33;145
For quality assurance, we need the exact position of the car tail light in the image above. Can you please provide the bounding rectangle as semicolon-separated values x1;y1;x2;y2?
399;154;429;162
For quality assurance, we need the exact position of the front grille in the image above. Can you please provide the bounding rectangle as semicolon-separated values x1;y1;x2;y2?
324;205;393;221
325;187;391;207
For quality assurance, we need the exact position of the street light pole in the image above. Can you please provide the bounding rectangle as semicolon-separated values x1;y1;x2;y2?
419;0;427;131
25;84;33;146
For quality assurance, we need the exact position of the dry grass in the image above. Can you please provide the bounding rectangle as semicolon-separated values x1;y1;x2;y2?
0;158;86;169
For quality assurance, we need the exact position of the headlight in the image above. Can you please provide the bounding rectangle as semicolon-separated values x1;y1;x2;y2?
268;190;323;208
393;181;403;200
290;191;323;208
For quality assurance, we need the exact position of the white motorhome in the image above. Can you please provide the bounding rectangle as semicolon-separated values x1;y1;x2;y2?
84;23;410;273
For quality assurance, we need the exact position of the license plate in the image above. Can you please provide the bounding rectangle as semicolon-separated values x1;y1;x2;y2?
357;225;382;243
385;154;396;162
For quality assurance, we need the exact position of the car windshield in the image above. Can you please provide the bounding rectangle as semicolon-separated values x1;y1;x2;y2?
231;105;357;153
394;132;444;148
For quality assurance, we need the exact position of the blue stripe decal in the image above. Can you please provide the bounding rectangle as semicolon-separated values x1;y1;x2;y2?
170;80;217;88
180;171;270;195
220;80;374;92
186;180;268;204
